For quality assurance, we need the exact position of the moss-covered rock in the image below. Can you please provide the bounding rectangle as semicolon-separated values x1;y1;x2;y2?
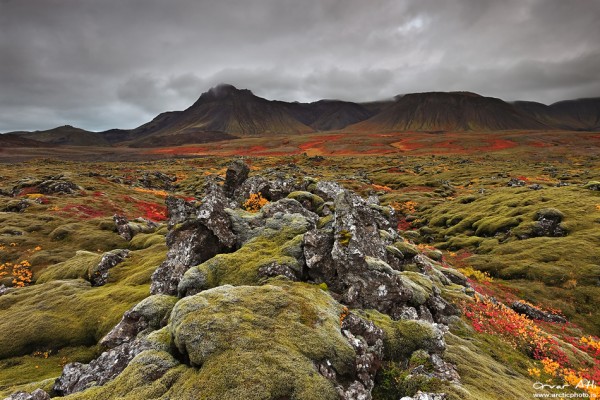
178;227;308;296
65;282;356;400
287;191;325;211
360;309;445;361
393;241;420;258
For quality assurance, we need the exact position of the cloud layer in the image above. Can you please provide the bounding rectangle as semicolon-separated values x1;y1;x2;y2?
1;0;599;132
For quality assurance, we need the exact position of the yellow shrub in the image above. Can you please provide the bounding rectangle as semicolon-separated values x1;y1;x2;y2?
243;192;268;212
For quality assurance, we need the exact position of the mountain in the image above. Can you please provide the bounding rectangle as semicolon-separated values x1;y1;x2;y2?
5;85;600;148
514;98;600;131
0;133;55;148
286;100;375;131
348;92;549;132
9;125;112;147
109;84;315;147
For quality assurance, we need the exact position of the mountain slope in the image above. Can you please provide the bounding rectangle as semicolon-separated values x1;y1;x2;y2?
112;84;315;146
10;125;112;147
0;133;55;148
349;92;549;132
287;100;375;131
514;98;600;130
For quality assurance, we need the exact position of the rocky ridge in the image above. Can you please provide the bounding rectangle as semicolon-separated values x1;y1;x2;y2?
5;160;473;400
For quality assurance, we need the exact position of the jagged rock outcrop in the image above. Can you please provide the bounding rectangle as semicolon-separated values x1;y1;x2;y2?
13;167;471;400
54;339;152;396
89;249;130;286
325;313;385;399
137;171;177;191
150;181;235;295
113;214;159;241
11;175;80;196
303;189;457;324
223;158;250;197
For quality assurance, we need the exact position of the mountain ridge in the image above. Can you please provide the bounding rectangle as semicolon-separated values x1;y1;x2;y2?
4;84;599;147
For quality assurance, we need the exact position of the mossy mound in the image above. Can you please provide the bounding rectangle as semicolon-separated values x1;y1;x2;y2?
64;282;356;400
0;280;149;359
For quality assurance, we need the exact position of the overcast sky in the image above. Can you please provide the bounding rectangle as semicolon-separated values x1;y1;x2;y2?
1;0;599;132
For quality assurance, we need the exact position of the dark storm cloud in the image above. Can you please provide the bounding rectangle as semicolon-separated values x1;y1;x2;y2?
1;0;599;132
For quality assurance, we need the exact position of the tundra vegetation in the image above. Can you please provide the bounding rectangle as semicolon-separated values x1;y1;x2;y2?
0;139;598;400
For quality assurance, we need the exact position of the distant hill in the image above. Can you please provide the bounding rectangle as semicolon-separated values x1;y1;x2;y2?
348;92;549;132
0;133;55;148
514;98;600;131
9;125;112;147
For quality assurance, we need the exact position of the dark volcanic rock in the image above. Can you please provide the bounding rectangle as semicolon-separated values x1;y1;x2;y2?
89;249;130;287
1;199;31;213
165;195;196;227
113;214;133;241
113;214;160;241
54;339;151;396
138;171;177;191
512;301;567;323
318;312;384;400
100;295;177;349
11;176;80;196
37;178;80;194
150;221;223;295
3;389;51;400
304;190;416;318
150;183;235;295
233;173;302;204
223;159;249;197
507;178;526;187
525;208;567;238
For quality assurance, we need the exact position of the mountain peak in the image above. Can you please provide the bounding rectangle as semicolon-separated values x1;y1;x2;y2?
203;83;253;100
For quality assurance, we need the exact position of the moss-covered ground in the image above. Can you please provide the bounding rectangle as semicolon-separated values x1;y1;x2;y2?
1;132;599;398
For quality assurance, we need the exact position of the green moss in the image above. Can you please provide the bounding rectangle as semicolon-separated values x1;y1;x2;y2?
337;229;352;247
472;216;521;237
0;279;149;359
180;228;306;292
444;332;535;400
0;346;96;394
129;232;166;250
392;241;419;258
65;282;354;400
401;271;435;304
359;309;443;361
108;243;167;286
36;251;102;283
317;214;334;229
48;222;128;251
372;362;445;400
286;191;325;210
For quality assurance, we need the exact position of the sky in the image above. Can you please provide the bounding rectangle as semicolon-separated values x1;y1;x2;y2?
1;0;600;132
